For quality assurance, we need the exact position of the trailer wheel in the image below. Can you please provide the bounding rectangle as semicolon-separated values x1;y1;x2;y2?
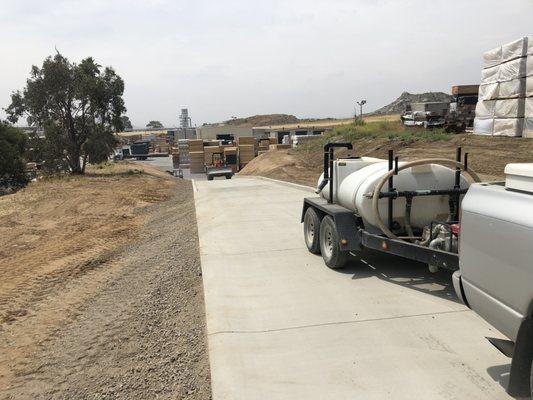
319;215;349;269
226;175;232;179
303;207;321;254
208;176;213;181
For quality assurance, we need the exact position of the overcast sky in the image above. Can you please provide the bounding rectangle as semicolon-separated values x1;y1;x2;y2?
1;0;532;127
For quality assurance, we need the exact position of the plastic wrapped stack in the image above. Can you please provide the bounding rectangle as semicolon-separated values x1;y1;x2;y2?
525;49;533;137
474;36;533;137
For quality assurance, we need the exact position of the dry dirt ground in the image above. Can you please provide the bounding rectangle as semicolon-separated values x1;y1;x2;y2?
239;133;533;186
0;162;210;399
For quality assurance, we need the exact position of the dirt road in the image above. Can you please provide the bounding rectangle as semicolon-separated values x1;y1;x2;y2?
0;163;210;399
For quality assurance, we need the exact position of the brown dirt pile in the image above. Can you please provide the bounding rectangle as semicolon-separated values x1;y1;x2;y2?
239;134;533;186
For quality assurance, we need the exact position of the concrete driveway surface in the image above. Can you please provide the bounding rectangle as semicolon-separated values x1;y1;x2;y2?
193;176;513;400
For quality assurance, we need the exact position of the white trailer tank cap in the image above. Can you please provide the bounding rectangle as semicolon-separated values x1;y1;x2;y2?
504;163;533;193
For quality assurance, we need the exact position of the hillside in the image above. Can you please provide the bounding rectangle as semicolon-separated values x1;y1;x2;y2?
371;91;453;115
222;114;299;127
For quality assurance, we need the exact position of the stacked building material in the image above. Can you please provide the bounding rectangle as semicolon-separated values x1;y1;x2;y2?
189;151;205;173
236;137;257;169
177;139;190;167
223;147;238;173
525;45;533;137
475;36;532;137
269;144;292;150
238;145;255;169
188;139;204;152
257;138;270;153
204;145;221;165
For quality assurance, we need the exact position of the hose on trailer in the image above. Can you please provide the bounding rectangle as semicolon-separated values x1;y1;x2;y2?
371;159;481;240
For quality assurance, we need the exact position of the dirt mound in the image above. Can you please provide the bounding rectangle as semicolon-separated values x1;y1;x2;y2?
239;134;533;186
0;162;210;398
372;91;453;115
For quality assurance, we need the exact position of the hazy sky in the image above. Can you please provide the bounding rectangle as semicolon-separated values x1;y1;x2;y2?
1;0;532;127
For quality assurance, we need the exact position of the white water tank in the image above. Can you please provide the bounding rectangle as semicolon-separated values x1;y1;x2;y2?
318;159;470;233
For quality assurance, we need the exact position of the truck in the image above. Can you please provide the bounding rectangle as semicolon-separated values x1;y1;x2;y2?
453;164;533;398
205;152;234;181
302;143;532;396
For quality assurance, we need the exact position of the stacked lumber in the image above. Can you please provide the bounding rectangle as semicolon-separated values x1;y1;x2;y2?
475;36;533;137
189;151;205;173
224;147;238;173
188;139;204;152
238;145;255;169
204;145;221;165
236;137;257;169
269;144;291;150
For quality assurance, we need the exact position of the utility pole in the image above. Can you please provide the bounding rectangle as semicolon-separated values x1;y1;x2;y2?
356;100;367;122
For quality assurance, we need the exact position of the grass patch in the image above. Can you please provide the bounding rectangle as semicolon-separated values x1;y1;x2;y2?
296;120;453;152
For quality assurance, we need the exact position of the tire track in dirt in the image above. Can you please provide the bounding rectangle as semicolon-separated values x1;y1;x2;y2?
0;167;210;399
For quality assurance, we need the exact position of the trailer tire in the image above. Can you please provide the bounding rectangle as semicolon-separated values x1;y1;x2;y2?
319;215;349;269
226;175;232;179
303;207;321;254
208;176;213;181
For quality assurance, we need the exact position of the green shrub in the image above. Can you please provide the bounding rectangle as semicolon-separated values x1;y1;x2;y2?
0;122;28;191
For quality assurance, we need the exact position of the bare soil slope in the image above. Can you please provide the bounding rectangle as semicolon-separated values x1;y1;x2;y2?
0;162;210;399
239;134;533;186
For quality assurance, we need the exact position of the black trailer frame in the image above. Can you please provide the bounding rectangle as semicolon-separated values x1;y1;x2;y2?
302;143;471;272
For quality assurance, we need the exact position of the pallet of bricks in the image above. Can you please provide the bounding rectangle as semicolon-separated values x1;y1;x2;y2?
177;139;190;168
237;137;257;170
188;139;205;173
474;36;533;137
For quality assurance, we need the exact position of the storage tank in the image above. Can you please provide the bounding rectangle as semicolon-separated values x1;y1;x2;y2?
318;159;470;233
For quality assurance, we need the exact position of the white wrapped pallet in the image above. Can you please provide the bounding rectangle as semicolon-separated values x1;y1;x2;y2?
527;55;533;76
502;37;528;62
483;46;502;68
481;64;500;84
524;83;533;137
526;77;533;97
499;57;528;80
493;118;524;137
473;118;494;135
524;118;533;138
479;82;499;100
526;98;533;117
494;98;525;119
499;78;526;99
475;100;496;118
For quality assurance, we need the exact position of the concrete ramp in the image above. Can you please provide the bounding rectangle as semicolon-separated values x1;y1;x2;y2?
194;176;511;400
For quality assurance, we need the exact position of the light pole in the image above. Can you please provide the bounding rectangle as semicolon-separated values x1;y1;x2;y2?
357;100;367;122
